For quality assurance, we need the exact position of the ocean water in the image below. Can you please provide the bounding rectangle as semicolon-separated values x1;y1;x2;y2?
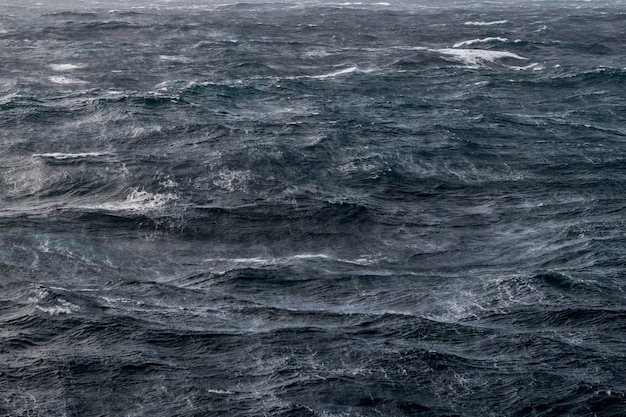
1;0;625;415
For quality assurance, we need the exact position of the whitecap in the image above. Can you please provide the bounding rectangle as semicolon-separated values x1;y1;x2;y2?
159;55;191;63
463;20;509;26
304;48;332;58
213;169;253;192
511;62;542;71
203;253;379;267
32;152;111;160
327;2;364;6
49;75;88;85
36;299;78;315
88;189;179;213
309;66;360;79
434;48;527;67
207;389;234;395
291;254;333;260
28;288;79;315
292;253;379;266
49;63;85;71
453;37;510;48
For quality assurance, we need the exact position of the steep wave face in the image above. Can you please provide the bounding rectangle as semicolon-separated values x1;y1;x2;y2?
1;1;625;416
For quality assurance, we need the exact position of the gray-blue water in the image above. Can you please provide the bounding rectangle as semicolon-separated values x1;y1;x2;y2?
1;1;625;415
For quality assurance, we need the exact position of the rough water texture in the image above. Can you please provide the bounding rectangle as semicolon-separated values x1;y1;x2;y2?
1;0;625;415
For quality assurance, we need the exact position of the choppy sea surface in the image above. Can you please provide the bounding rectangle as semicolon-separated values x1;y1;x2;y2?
1;0;626;415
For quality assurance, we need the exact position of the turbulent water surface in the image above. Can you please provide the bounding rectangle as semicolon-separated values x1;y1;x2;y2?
1;0;626;415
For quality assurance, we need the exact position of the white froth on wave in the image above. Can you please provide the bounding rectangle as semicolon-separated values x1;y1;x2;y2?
309;66;375;79
511;62;543;71
311;66;358;79
36;299;78;315
28;288;79;315
435;48;527;67
92;189;179;213
32;152;111;160
207;389;234;395
213;169;253;192
464;20;509;26
49;75;88;85
453;37;510;48
159;55;191;63
49;63;85;71
204;254;379;267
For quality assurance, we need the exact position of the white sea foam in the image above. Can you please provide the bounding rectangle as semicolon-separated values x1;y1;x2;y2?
304;48;332;58
36;299;78;315
49;63;85;71
291;254;333;260
91;189;179;213
310;66;360;79
511;62;543;71
32;152;111;160
213;169;253;192
204;254;378;267
464;20;509;26
453;37;510;48
294;254;378;265
49;75;87;85
435;48;527;67
207;389;234;395
28;288;79;315
159;55;191;63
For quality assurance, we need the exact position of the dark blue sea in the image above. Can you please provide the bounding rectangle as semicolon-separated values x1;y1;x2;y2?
1;0;625;415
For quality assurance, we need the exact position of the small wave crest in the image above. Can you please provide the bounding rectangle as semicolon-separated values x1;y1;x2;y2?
453;37;513;48
435;48;527;67
463;20;509;26
94;189;179;213
26;286;80;316
48;75;88;85
32;152;111;160
307;66;374;79
48;63;86;71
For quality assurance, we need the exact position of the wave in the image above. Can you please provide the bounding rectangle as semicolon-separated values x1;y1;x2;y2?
452;37;513;48
434;48;528;67
48;63;86;71
32;152;112;160
48;75;88;85
82;189;180;214
308;65;362;79
2;4;626;417
463;20;509;26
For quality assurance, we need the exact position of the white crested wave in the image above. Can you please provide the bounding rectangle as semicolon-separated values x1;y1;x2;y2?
511;62;543;71
435;48;528;67
213;169;253;192
36;299;78;315
28;287;79;315
86;189;179;213
327;1;390;5
310;66;360;79
203;254;379;268
49;63;85;71
159;55;191;63
453;37;511;48
32;152;111;160
464;20;509;26
49;75;88;85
